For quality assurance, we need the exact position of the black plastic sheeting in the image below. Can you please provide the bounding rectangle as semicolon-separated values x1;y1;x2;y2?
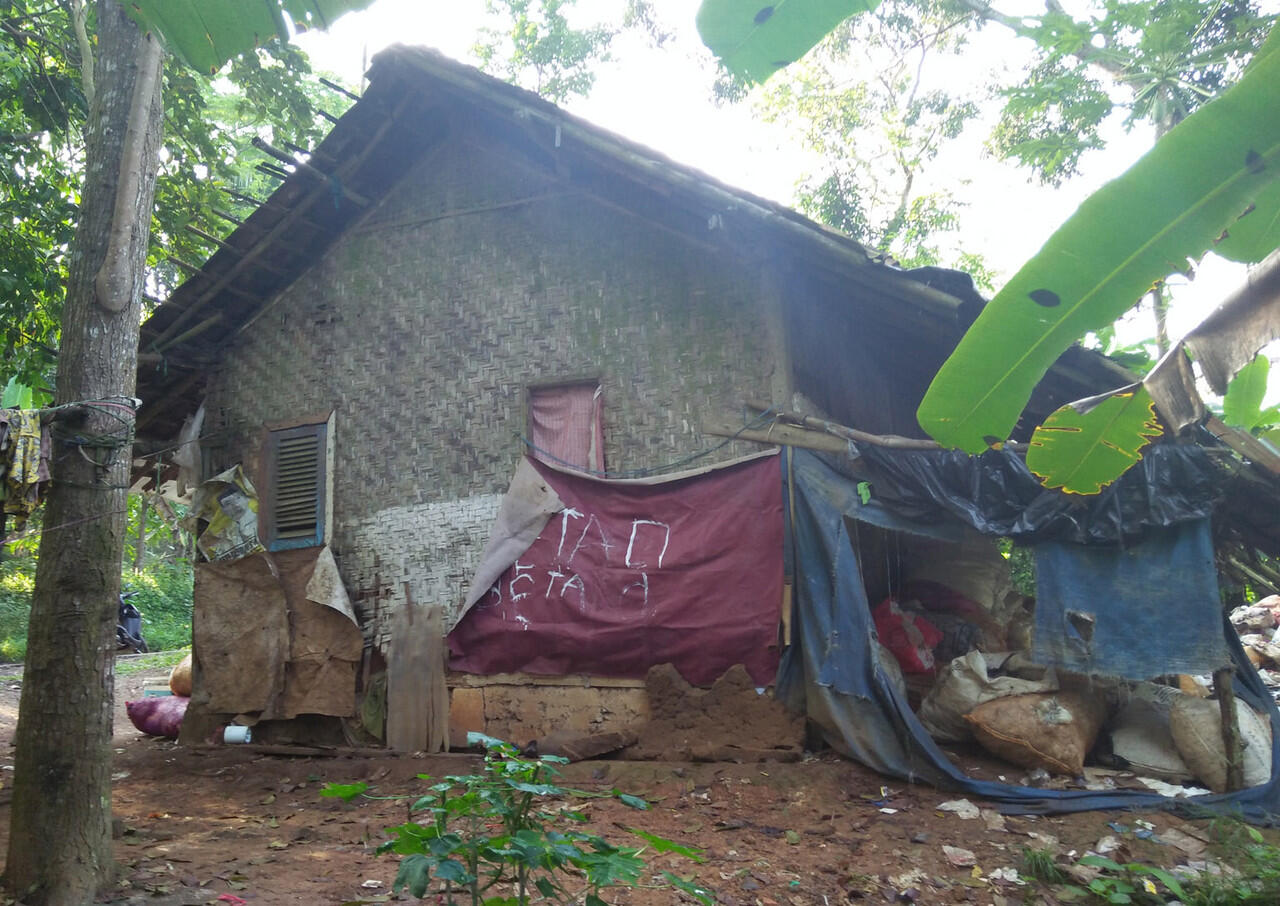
780;448;1280;822
858;442;1222;545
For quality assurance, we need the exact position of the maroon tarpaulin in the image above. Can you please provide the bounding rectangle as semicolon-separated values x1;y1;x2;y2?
449;454;783;685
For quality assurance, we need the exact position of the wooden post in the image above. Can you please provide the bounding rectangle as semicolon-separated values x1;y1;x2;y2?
1214;665;1245;791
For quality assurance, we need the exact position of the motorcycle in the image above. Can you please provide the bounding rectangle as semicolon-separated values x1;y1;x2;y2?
116;592;148;654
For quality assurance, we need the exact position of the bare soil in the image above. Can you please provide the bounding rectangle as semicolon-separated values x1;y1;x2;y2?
0;665;1259;906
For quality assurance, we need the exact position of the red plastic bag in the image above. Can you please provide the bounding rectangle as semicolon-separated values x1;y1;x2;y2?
873;598;943;674
126;696;189;738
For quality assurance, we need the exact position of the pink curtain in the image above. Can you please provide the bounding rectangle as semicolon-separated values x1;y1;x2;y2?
529;383;604;472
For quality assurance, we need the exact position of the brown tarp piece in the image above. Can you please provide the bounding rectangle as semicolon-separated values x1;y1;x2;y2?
195;554;289;716
194;546;362;720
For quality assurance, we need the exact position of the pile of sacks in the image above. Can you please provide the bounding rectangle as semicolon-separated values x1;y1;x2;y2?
124;653;192;739
918;650;1272;792
1230;596;1280;697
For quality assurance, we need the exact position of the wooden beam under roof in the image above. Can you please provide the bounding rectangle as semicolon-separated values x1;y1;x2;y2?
146;94;419;354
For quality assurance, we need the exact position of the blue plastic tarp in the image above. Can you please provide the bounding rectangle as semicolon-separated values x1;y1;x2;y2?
781;448;1280;821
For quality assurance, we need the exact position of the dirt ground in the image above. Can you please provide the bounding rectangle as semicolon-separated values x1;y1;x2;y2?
0;664;1258;906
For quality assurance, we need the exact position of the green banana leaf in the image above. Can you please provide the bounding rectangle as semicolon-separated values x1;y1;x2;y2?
917;25;1280;454
1025;387;1162;494
1214;177;1280;263
127;0;376;75
1223;353;1280;430
695;0;878;84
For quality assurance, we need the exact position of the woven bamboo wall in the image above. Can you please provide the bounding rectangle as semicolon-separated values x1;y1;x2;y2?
201;129;777;647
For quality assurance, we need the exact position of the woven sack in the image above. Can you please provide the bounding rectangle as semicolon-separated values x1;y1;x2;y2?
1170;696;1272;792
126;696;189;738
919;650;1058;743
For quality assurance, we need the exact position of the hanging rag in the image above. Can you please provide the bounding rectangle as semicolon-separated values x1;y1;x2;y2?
2;409;48;530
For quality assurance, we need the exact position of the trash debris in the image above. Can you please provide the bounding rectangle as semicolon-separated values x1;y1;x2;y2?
1022;768;1052;787
936;799;980;819
943;845;977;867
1095;835;1121;855
988;867;1024;885
889;869;930;889
1160;826;1209;858
1134;776;1211;798
980;809;1007;832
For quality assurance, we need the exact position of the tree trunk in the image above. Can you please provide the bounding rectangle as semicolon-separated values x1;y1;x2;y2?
5;3;163;903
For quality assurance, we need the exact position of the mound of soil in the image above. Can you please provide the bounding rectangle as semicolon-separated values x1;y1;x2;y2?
623;663;805;761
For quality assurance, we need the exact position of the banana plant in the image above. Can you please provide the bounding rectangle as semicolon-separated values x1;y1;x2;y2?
917;25;1280;485
126;0;375;75
697;0;1280;493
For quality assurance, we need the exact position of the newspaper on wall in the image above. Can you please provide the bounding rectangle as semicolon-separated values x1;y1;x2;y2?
183;465;265;562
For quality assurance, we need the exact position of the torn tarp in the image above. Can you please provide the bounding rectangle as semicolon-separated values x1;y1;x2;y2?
193;546;361;720
450;452;783;686
858;442;1221;545
783;448;1280;821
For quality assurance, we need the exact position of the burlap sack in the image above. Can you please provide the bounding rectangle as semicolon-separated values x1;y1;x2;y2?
965;691;1107;776
1170;696;1272;792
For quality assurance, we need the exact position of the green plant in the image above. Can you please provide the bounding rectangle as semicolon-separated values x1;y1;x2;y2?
1020;846;1069;885
1180;819;1280;905
323;735;712;905
1068;855;1188;905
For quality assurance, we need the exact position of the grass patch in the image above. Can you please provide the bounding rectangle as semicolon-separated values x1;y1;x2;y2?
1021;846;1070;885
115;647;189;677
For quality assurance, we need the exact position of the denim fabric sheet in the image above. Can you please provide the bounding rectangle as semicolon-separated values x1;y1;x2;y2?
1033;518;1229;679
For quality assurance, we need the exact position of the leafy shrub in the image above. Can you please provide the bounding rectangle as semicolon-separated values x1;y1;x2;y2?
324;735;712;905
0;556;36;661
122;561;193;651
0;537;193;659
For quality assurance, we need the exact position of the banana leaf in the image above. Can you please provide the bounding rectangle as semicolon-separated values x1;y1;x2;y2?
1025;387;1162;494
695;0;878;84
127;0;376;75
917;25;1280;453
1214;178;1280;263
1223;354;1280;430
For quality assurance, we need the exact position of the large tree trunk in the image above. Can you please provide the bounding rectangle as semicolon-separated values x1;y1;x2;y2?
5;3;163;903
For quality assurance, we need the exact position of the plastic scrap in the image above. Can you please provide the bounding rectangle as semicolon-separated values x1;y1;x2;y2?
936;798;979;819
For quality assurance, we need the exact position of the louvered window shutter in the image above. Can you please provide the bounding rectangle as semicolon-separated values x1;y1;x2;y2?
267;422;327;550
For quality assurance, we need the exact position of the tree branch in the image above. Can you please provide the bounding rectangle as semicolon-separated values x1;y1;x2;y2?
94;32;163;313
947;0;1129;78
69;0;93;107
